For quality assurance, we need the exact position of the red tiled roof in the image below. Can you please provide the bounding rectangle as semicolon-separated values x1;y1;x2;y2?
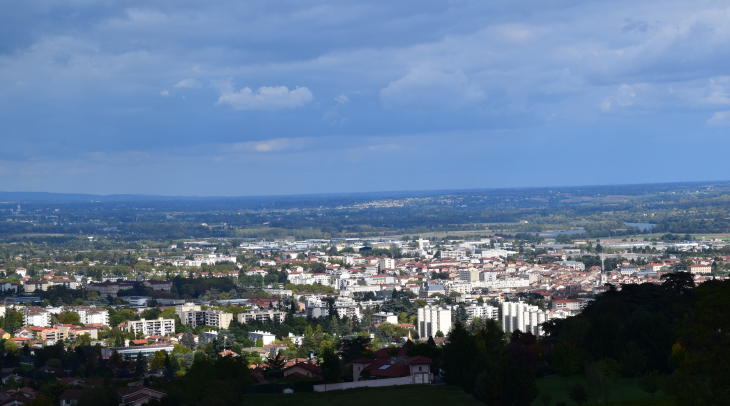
284;362;321;375
363;360;411;378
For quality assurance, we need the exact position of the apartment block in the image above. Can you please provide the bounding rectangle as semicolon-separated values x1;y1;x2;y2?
459;268;480;283
238;309;286;324
127;318;175;336
502;301;556;336
417;306;452;338
22;307;52;327
464;304;499;323
177;303;233;329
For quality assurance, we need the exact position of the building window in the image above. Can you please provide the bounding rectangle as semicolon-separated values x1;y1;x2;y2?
419;367;422;371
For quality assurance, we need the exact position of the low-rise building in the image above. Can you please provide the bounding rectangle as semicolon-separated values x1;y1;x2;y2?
248;330;276;346
372;313;398;325
552;299;588;311
689;264;711;274
101;344;174;359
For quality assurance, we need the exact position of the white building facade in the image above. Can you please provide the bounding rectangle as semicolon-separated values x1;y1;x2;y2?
502;302;553;336
126;318;175;336
417;305;452;338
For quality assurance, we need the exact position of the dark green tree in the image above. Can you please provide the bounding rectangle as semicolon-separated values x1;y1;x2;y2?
473;352;538;406
320;346;341;382
666;279;730;405
637;371;662;398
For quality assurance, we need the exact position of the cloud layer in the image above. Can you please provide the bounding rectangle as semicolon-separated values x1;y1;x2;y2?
1;0;730;195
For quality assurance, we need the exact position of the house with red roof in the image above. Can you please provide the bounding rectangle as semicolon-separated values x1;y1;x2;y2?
351;339;433;384
120;387;166;406
282;362;321;379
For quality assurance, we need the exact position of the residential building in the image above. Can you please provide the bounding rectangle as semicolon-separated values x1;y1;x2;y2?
689;264;711;274
552;299;588;311
238;309;286;324
502;301;553;336
248;330;276;346
464;304;499;323
459;268;480;283
126;318;175;337
305;296;362;319
372;313;398;325
177;304;233;329
120;387;166;406
379;258;395;271
72;306;109;325
23;280;50;293
417;306;452;338
21;307;51;327
203;310;233;329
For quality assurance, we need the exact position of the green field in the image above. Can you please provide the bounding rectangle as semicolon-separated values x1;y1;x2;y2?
239;380;672;406
533;376;670;406
241;385;482;406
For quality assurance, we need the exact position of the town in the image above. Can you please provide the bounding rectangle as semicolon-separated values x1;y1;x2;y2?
0;229;725;405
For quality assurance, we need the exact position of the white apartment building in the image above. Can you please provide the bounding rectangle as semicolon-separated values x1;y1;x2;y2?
176;303;233;329
305;296;362;319
127;317;175;336
440;250;466;259
484;277;531;289
464;304;499;323
417;306;452;338
287;272;313;285
379;258;395;271
72;306;110;325
446;282;473;296
238;309;286;324
22;307;51;327
478;249;518;258
502;302;556;336
248;330;276;346
552;299;588;311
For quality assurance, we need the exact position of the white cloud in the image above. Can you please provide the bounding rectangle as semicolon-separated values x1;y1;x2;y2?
334;94;349;104
216;85;314;111
707;110;730;126
380;67;484;109
173;78;201;88
159;90;169;96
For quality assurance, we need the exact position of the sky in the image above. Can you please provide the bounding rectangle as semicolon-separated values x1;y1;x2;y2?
1;0;730;196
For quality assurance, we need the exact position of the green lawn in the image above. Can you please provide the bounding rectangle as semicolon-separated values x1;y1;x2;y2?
240;379;671;406
241;384;482;406
532;376;670;406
